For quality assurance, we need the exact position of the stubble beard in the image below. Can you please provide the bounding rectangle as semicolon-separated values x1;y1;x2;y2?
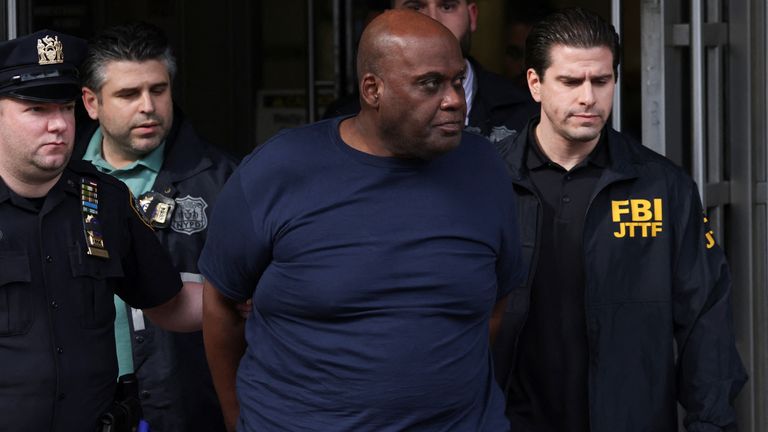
31;139;72;175
21;151;71;185
561;110;606;143
104;125;165;160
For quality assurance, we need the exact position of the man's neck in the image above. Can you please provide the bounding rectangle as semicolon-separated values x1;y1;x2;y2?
101;136;138;169
0;171;60;198
534;124;600;171
339;115;393;157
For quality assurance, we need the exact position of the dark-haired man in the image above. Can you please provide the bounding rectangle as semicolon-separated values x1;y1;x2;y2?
493;8;746;432
73;22;236;432
202;9;524;432
325;0;537;147
0;30;200;432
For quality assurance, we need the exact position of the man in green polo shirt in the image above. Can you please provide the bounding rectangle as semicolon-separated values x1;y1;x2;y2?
75;22;236;432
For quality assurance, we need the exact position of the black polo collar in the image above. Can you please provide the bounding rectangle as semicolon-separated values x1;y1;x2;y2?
524;118;610;172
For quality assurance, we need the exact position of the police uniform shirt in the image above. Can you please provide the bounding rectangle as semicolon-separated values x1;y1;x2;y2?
0;161;182;432
512;120;608;432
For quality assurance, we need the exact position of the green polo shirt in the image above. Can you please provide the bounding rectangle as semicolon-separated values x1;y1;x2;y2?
83;128;166;377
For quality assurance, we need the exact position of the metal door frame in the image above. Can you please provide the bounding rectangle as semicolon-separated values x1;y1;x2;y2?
641;0;767;430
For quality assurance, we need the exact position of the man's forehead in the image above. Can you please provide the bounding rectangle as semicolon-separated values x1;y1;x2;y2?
546;45;613;71
549;45;613;62
100;59;170;87
392;47;464;78
408;56;466;75
400;33;462;52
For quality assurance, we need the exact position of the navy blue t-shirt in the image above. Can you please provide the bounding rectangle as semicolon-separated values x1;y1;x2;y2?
199;117;523;431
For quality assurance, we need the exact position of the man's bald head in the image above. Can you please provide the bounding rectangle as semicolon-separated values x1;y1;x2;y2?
356;9;460;82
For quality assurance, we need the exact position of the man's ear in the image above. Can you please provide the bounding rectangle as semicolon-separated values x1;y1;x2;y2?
81;87;100;120
527;68;542;103
467;2;479;33
360;73;382;108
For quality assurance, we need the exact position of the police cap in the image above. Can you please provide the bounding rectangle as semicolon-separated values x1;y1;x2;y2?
0;30;86;103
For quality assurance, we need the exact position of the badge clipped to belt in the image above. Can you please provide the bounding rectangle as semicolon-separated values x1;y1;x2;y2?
80;178;110;259
136;191;176;229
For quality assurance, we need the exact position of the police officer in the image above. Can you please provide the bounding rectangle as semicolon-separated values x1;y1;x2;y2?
72;22;236;432
0;30;201;432
494;8;746;432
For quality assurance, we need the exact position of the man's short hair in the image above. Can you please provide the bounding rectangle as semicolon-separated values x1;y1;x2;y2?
81;22;177;92
525;8;620;80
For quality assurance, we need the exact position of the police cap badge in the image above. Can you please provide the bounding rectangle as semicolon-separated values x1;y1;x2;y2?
0;30;86;103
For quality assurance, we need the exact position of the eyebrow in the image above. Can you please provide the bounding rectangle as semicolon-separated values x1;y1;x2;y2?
414;71;445;81
415;67;466;81
556;73;614;81
113;81;169;94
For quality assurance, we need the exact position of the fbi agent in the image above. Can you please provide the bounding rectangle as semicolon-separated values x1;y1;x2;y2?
0;30;193;432
492;8;746;432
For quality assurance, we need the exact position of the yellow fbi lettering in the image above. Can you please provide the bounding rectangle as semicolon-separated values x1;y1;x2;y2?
611;198;663;238
704;216;716;249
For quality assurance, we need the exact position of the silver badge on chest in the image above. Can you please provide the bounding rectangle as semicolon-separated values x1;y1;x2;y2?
171;195;208;235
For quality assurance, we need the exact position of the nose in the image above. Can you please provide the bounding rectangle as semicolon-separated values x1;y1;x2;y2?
441;84;465;112
139;91;155;113
47;109;71;133
579;82;596;107
424;5;438;20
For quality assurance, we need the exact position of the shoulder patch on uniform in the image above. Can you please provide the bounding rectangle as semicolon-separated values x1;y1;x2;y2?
171;195;208;235
128;189;155;231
